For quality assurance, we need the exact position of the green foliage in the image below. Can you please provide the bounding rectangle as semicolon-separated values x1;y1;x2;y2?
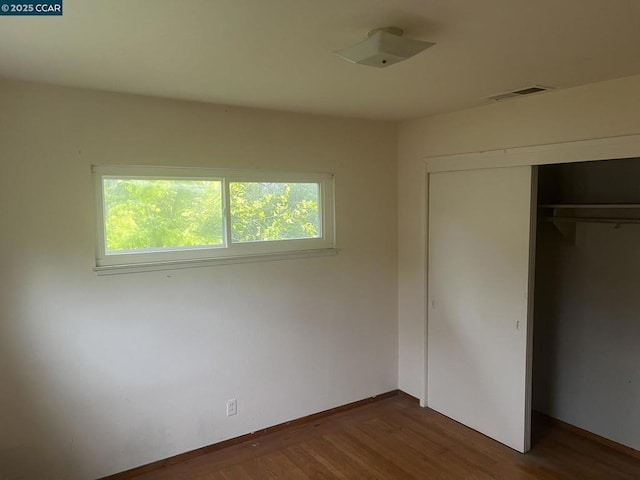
230;182;319;242
103;179;320;252
104;179;224;252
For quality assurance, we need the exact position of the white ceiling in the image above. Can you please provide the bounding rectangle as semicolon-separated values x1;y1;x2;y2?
2;0;640;120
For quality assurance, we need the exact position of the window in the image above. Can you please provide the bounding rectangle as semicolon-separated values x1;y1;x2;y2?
93;166;335;272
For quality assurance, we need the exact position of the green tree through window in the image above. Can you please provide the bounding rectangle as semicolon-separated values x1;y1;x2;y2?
103;179;224;252
102;179;321;252
230;182;319;242
94;166;334;269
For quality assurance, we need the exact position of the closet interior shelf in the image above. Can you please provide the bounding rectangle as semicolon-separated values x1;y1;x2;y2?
539;204;640;226
539;204;640;209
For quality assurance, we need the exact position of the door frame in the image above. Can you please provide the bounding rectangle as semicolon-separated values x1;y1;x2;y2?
422;132;640;448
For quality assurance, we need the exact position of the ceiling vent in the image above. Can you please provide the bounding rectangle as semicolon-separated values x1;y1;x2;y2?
487;85;552;102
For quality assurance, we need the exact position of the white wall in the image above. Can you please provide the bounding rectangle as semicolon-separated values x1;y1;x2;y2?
398;74;640;399
0;80;398;479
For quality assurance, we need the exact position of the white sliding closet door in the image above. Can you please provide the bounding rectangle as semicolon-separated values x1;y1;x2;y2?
427;166;536;453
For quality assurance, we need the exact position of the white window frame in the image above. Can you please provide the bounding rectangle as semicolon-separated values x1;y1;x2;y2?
93;165;336;274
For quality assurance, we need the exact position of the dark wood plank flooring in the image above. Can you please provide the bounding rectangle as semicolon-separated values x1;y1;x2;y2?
127;396;640;479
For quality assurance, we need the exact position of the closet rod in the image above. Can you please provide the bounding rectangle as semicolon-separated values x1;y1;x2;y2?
539;204;640;209
542;216;640;225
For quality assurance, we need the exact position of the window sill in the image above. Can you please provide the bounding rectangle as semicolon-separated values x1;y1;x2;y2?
93;248;339;276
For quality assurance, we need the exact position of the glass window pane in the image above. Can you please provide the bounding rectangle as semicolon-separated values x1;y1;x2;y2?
230;182;320;243
103;178;224;253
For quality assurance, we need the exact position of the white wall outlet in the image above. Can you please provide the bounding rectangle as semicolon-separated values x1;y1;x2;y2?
226;398;237;416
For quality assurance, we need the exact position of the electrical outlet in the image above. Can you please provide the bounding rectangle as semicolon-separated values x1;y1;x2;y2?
226;398;237;417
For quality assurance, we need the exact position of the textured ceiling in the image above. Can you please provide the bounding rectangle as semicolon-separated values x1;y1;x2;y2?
1;0;640;120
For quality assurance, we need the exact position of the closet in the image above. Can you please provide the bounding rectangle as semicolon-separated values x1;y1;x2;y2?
427;165;535;453
533;158;640;452
426;148;640;454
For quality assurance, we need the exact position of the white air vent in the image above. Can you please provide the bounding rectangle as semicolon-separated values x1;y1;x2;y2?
487;85;552;102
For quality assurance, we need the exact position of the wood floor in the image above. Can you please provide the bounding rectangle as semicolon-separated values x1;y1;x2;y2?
126;396;640;480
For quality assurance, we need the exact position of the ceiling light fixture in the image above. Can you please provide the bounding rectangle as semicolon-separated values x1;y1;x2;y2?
335;27;435;68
